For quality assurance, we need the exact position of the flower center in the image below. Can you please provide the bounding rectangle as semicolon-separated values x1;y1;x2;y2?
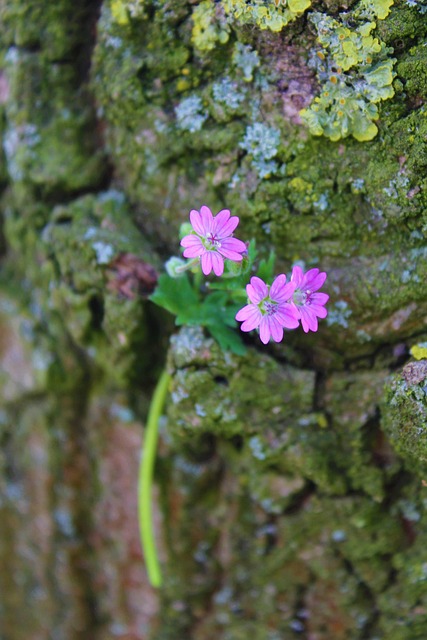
293;288;311;306
260;298;278;316
204;232;221;250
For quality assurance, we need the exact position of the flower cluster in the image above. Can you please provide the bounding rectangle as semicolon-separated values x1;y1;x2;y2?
179;205;329;345
181;205;247;276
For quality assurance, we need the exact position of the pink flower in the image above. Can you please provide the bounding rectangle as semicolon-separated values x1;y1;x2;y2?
180;205;247;276
235;275;299;344
290;266;329;333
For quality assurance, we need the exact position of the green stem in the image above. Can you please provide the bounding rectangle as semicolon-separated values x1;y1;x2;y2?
138;368;171;588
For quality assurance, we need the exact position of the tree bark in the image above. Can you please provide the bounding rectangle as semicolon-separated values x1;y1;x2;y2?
1;1;427;639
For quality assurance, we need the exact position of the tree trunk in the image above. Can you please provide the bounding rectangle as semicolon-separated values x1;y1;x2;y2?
1;1;427;638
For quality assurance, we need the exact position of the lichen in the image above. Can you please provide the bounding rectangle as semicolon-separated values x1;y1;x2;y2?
222;0;311;32
232;43;260;83
175;95;208;133
239;122;282;178
111;0;146;25
300;13;396;142
191;0;230;52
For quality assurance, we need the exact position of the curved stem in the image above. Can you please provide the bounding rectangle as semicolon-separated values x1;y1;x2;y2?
138;369;171;588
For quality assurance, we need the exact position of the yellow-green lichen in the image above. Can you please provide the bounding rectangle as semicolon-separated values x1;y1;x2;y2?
191;0;311;51
111;0;146;25
222;0;311;31
191;0;230;52
361;0;395;20
301;12;396;142
411;344;427;360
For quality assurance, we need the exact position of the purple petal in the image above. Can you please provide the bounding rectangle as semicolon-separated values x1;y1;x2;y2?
275;307;300;329
212;210;233;237
181;234;202;247
217;215;240;238
181;235;204;258
247;277;268;304
290;302;301;318
304;270;327;292
211;252;224;276
259;317;271;344
220;237;246;254
270;274;287;300
310;292;329;306
302;268;319;284
199;205;213;235
217;246;244;262
212;208;230;230
182;244;205;258
310;304;328;319
300;307;318;333
268;316;284;343
189;209;205;236
273;281;296;304
291;265;304;287
201;252;213;275
236;303;256;322
240;308;262;332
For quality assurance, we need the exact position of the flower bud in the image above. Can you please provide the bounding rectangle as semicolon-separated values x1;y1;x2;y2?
165;256;187;278
179;222;193;240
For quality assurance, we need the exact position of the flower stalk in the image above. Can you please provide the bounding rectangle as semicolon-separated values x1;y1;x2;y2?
138;368;171;588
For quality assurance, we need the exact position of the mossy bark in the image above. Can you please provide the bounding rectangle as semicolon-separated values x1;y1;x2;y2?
1;1;427;638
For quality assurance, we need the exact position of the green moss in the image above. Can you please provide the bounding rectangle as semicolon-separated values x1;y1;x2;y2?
397;43;427;100
376;1;427;43
166;326;315;440
29;192;161;386
4;49;106;194
0;0;96;60
381;361;427;474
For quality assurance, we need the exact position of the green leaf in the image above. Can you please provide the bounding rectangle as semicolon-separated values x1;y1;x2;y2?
257;250;276;282
246;238;257;267
151;273;247;355
208;323;247;355
150;273;198;317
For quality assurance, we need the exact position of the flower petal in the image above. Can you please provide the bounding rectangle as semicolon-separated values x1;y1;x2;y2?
182;244;205;258
211;209;231;236
217;215;240;238
218;248;243;262
189;209;205;236
310;304;328;319
180;234;202;248
269;274;287;300
273;281;296;303
247;276;268;304
299;306;318;333
240;308;262;332
201;251;213;275
220;237;247;254
304;270;327;292
211;251;224;276
259;317;271;344
236;303;257;322
291;265;304;287
268;316;284;343
200;205;213;235
275;307;300;329
310;292;329;306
